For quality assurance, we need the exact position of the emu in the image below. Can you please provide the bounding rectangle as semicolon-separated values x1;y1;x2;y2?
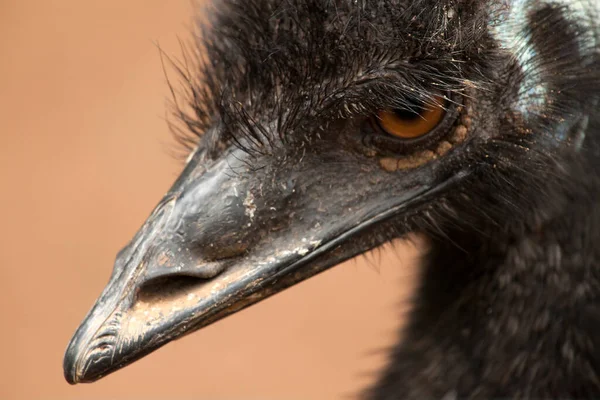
65;0;600;397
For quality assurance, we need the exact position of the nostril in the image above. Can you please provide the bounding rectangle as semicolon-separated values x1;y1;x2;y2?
145;248;229;281
182;262;226;279
136;275;214;306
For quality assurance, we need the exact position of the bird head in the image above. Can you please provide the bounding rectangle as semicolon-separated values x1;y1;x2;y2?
64;0;599;384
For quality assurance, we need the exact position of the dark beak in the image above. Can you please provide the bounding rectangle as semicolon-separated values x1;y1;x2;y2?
64;140;465;384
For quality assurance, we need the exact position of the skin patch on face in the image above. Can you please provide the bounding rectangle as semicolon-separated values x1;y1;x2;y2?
378;108;472;172
380;150;437;172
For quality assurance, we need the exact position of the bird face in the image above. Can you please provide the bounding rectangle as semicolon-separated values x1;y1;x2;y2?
64;0;599;384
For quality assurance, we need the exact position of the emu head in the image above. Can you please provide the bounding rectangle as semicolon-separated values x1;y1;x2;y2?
64;0;599;383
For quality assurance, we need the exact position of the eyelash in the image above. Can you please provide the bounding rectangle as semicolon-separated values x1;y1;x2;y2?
170;70;464;162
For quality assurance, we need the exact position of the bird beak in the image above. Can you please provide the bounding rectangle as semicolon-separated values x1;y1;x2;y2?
64;142;465;384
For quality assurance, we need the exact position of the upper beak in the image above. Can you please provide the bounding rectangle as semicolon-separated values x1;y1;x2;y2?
64;143;463;384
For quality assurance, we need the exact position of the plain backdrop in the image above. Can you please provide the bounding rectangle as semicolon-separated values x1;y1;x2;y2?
0;1;421;399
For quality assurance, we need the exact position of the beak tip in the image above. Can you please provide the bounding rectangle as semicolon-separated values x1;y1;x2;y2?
63;317;131;385
63;336;81;385
64;373;79;385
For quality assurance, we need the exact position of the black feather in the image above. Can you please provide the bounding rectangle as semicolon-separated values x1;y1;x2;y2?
167;0;600;397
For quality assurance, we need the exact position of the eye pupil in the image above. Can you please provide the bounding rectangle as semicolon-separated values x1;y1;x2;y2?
392;107;422;121
393;97;427;121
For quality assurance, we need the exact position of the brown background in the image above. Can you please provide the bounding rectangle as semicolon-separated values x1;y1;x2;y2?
0;1;420;399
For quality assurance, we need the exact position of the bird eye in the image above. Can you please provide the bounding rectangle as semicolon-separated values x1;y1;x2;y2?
374;95;447;139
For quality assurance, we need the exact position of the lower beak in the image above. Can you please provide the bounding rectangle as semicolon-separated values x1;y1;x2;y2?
64;223;366;384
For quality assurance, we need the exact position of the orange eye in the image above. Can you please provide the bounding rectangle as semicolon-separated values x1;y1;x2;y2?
376;95;447;139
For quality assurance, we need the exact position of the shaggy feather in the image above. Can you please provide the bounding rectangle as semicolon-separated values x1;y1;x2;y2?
166;0;600;397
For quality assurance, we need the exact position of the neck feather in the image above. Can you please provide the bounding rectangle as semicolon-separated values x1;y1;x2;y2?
368;119;600;399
